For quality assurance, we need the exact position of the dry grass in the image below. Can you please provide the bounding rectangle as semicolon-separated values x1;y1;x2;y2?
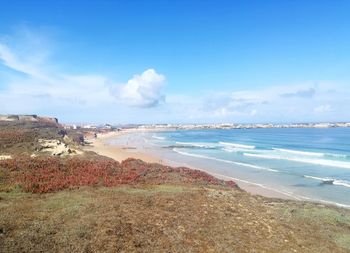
1;185;350;253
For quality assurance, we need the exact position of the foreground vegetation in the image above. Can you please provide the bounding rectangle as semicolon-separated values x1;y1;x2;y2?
1;184;350;252
0;156;236;193
1;119;350;252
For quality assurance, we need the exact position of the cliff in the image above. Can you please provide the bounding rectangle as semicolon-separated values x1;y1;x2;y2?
0;114;59;125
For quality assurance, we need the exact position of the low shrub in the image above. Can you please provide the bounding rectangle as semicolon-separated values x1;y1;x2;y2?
0;130;37;148
0;157;236;193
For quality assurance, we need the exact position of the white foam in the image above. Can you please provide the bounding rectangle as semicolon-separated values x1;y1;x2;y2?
304;175;350;188
304;175;329;181
273;148;324;157
173;148;278;172
273;148;348;159
333;180;350;188
222;147;257;153
325;153;348;159
152;135;166;140
243;153;350;169
219;142;255;149
175;141;217;148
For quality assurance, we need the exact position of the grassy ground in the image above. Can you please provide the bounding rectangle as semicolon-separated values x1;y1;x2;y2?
1;184;350;253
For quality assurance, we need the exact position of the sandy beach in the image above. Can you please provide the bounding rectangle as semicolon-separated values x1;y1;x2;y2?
84;129;294;200
84;130;163;163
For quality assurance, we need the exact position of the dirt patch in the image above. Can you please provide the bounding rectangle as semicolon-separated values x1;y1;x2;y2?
0;155;11;160
38;139;82;156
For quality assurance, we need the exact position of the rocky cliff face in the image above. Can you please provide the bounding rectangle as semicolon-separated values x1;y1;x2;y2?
0;114;58;124
37;116;59;125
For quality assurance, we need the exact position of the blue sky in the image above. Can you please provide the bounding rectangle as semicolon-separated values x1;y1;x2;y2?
0;0;350;124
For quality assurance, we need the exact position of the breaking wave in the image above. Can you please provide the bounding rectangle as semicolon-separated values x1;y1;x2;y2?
175;141;217;149
219;142;256;149
152;135;166;140
273;148;324;157
173;148;278;172
244;153;350;169
273;148;348;159
304;175;350;188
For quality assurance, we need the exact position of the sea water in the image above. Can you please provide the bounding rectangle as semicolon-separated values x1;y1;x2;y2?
110;128;350;208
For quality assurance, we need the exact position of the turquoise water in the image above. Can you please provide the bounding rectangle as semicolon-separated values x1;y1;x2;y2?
112;128;350;208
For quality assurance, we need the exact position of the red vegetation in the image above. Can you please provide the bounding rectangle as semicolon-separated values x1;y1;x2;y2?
0;157;237;193
0;130;36;146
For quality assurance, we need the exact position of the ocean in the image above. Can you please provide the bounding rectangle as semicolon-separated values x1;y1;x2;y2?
109;128;350;208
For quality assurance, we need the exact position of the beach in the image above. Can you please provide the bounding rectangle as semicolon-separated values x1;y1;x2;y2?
85;129;295;200
85;130;161;164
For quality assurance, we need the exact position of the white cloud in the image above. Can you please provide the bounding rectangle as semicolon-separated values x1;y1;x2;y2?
113;69;166;107
163;82;350;123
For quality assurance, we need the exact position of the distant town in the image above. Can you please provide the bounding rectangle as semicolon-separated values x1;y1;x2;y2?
1;114;349;131
63;122;350;131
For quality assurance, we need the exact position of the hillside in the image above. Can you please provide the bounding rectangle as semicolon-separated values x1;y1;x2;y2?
0;118;350;252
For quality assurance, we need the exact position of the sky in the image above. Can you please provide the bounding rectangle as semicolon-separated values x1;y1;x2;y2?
0;0;350;124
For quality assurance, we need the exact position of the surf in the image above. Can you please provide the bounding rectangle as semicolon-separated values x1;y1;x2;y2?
219;141;256;149
152;135;166;140
273;148;324;157
244;153;350;169
173;148;278;172
273;148;348;159
304;175;350;188
175;141;217;148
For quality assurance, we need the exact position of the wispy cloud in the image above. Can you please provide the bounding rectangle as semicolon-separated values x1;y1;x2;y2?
0;28;166;121
280;87;316;98
0;42;50;82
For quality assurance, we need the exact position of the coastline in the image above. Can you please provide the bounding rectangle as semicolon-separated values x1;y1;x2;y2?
84;129;295;200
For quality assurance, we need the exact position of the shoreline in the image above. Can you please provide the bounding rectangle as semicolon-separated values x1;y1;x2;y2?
84;129;296;200
85;129;168;164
